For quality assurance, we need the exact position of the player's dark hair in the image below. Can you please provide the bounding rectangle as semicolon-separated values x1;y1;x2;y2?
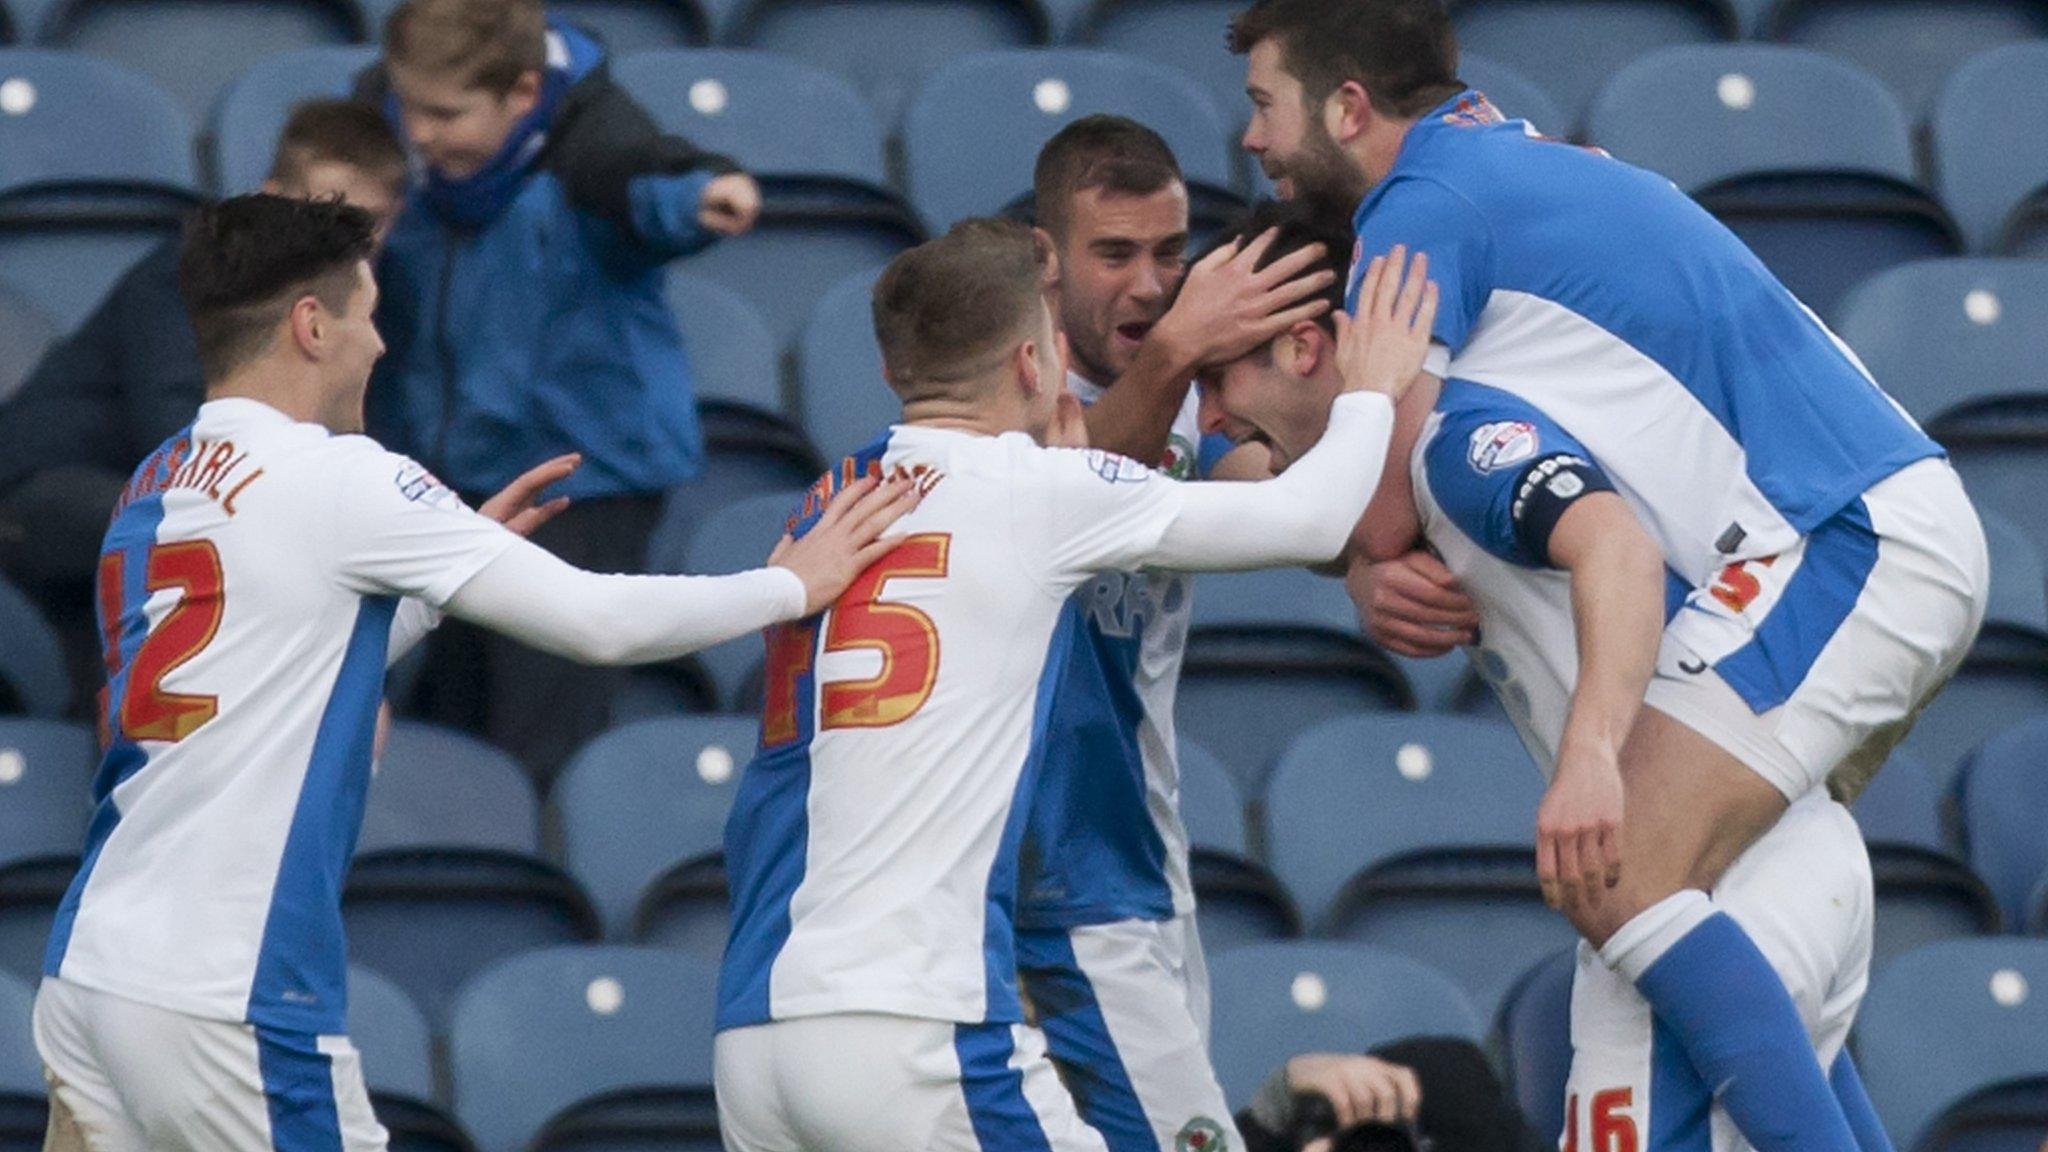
179;194;379;385
383;0;546;96
1229;0;1462;119
872;217;1049;403
1032;114;1184;240
267;99;409;193
1197;199;1351;336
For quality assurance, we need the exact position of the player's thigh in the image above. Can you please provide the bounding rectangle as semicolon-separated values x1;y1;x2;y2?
1019;921;1240;1152
1600;703;1789;924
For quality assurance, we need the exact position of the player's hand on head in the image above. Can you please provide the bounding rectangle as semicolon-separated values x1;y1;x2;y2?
1537;739;1626;912
1286;1053;1423;1128
698;172;763;236
1333;245;1438;401
1151;226;1337;369
1346;549;1478;657
769;474;922;615
478;453;580;538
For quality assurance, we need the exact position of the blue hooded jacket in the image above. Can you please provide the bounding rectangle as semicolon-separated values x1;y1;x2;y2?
366;20;736;500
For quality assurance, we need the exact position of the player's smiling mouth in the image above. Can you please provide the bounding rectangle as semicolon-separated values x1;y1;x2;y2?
1114;320;1154;347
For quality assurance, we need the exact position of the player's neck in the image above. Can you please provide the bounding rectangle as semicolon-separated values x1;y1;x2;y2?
899;393;1033;439
206;360;335;430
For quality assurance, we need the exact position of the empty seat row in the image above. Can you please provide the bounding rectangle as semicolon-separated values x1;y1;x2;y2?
4;0;2044;136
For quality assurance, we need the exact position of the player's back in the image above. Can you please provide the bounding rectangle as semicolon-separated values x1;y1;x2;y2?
48;397;510;1034
1360;94;1942;585
718;426;1188;1031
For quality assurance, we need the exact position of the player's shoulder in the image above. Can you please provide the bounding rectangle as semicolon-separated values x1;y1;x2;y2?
1007;436;1158;490
294;433;468;512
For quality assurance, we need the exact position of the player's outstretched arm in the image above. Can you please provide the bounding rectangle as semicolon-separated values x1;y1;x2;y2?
1085;227;1337;462
1140;249;1437;572
387;452;586;668
1539;493;1665;912
442;475;918;665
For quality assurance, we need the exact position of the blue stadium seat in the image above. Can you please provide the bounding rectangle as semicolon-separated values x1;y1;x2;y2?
1265;714;1569;1021
0;49;201;329
1901;515;2048;790
642;449;820;579
728;0;1051;129
1588;45;1961;320
0;576;67;718
902;49;1235;234
1766;0;2048;123
678;490;802;710
1077;0;1246;131
344;858;601;1036
210;46;376;194
1497;949;1575;1149
1856;938;2048;1151
1934;43;2048;253
25;0;366;123
553;715;756;942
1207;942;1483;1108
358;721;539;857
1459;51;1569;139
348;965;477;1152
1456;0;1738;137
2004;189;2048;258
1181;739;1300;954
555;0;707;49
1179;567;1415;797
1957;717;2048;931
0;718;91;982
1854;753;2003;970
664;272;789;431
0;967;42;1148
1837;259;2048;432
0;284;54;405
449;945;721;1152
611;49;922;351
797;265;899;465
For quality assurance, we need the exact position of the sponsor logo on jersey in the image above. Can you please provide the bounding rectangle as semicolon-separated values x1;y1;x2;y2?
1469;421;1541;474
393;461;457;507
1086;449;1153;484
1176;1117;1228;1151
1161;434;1195;480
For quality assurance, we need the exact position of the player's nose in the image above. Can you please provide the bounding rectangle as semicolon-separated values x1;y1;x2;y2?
1195;385;1229;438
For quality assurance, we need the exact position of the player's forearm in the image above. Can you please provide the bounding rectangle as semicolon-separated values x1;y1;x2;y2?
442;538;806;665
1081;334;1201;462
1556;518;1665;763
1148;393;1394;571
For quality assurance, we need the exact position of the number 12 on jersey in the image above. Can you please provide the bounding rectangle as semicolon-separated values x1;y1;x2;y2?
763;533;950;747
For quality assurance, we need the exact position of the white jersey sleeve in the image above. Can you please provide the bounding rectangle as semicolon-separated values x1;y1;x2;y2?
1019;446;1188;582
323;447;518;606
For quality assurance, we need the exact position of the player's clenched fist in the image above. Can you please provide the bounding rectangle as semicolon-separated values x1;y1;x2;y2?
1333;244;1437;402
767;474;922;615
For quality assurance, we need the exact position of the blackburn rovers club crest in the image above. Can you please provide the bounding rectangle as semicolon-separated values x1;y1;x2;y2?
1176;1117;1228;1152
1161;434;1195;480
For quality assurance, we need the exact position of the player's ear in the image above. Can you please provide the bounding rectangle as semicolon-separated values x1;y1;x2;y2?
287;293;325;359
1286;319;1330;377
501;70;542;119
1325;79;1373;145
1032;226;1061;289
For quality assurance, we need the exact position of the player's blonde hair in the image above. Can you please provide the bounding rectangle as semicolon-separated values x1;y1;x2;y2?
870;219;1051;405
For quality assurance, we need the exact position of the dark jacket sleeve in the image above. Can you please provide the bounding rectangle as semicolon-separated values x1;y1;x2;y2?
0;238;198;493
544;67;742;256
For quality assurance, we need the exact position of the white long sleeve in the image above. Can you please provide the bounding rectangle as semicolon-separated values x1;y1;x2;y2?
441;536;808;665
385;600;442;668
1146;391;1395;571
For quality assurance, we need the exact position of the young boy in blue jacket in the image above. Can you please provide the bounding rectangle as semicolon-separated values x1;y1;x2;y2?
363;0;762;777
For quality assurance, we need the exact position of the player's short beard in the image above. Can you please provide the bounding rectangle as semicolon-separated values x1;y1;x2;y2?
1284;121;1371;226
